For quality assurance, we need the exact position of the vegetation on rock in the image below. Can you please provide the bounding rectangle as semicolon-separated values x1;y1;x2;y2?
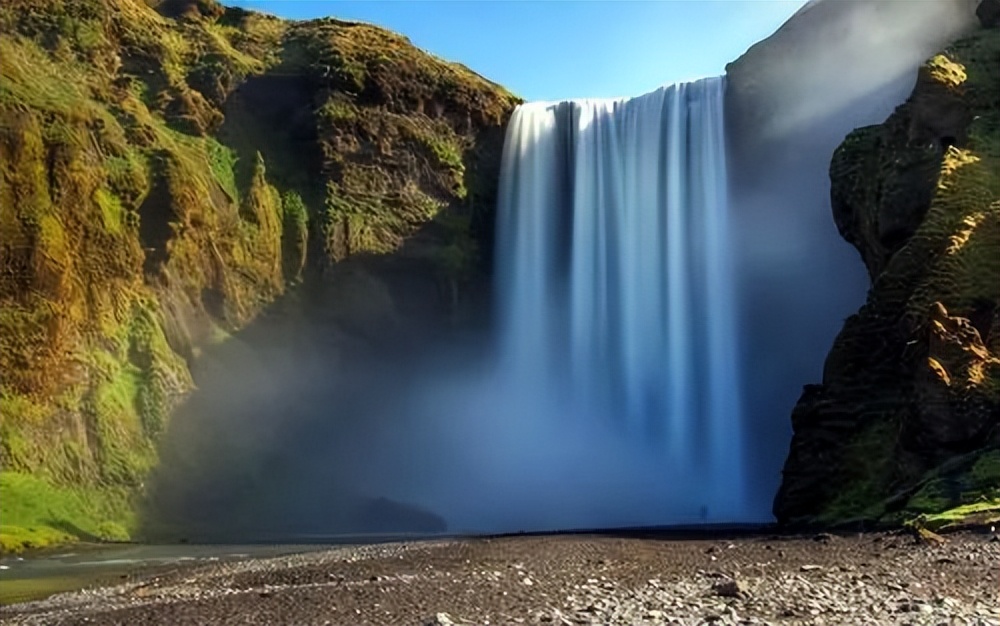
0;0;518;552
775;27;1000;529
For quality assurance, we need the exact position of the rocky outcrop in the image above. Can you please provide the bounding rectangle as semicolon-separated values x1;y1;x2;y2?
775;26;1000;527
0;0;517;551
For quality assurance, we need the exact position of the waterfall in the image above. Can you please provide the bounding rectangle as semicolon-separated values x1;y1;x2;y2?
494;76;746;522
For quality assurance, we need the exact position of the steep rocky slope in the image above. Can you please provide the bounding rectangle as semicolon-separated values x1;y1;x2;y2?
0;0;518;551
775;25;1000;529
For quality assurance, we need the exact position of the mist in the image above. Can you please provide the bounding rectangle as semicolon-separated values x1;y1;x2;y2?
144;0;983;540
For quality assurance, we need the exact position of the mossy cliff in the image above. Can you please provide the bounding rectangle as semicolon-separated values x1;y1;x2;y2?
775;26;1000;530
0;0;518;552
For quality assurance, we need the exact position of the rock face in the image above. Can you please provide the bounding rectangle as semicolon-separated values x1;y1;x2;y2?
0;0;517;550
722;0;982;514
774;26;1000;527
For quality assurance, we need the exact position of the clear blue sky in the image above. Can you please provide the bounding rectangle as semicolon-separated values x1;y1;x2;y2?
228;1;808;102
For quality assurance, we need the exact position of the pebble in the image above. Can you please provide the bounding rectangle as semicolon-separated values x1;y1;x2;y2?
1;533;996;626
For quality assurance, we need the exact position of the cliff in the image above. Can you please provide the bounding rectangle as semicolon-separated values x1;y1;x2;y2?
774;25;1000;529
0;0;518;551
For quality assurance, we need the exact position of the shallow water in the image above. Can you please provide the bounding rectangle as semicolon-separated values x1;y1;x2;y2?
0;543;327;605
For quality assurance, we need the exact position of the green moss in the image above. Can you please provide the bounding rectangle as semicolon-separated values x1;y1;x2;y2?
909;500;1000;532
0;390;96;483
89;359;149;484
0;392;49;427
104;149;149;207
280;190;308;282
324;179;445;259
0;419;40;474
318;97;358;124
93;188;126;235
128;300;190;440
816;418;899;523
395;117;468;198
1;0;515;552
206;136;239;201
0;472;134;554
970;451;1000;489
906;480;952;513
0;36;92;115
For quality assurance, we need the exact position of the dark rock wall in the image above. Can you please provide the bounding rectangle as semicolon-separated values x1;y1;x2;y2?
774;26;1000;527
724;0;981;519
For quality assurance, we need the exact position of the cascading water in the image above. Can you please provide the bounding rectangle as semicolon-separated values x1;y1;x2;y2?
493;76;747;522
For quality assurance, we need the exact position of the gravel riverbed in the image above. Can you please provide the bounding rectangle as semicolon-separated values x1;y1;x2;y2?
1;531;997;625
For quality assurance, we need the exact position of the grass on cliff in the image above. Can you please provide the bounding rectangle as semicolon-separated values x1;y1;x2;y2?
0;473;133;553
912;500;1000;531
901;449;1000;530
1;0;517;553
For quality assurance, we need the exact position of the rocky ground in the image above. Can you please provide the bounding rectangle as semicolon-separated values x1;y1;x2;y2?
1;531;997;626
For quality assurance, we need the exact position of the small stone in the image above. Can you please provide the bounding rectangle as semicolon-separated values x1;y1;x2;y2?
915;527;946;545
428;613;455;626
713;579;750;598
800;564;822;571
522;577;534;586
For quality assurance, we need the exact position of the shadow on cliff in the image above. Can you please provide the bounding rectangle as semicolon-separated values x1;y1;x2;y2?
139;245;474;541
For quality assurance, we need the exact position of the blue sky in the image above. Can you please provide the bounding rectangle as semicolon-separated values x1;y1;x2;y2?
229;1;808;101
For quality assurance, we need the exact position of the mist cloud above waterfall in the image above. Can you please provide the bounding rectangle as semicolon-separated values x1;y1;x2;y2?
728;0;979;144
